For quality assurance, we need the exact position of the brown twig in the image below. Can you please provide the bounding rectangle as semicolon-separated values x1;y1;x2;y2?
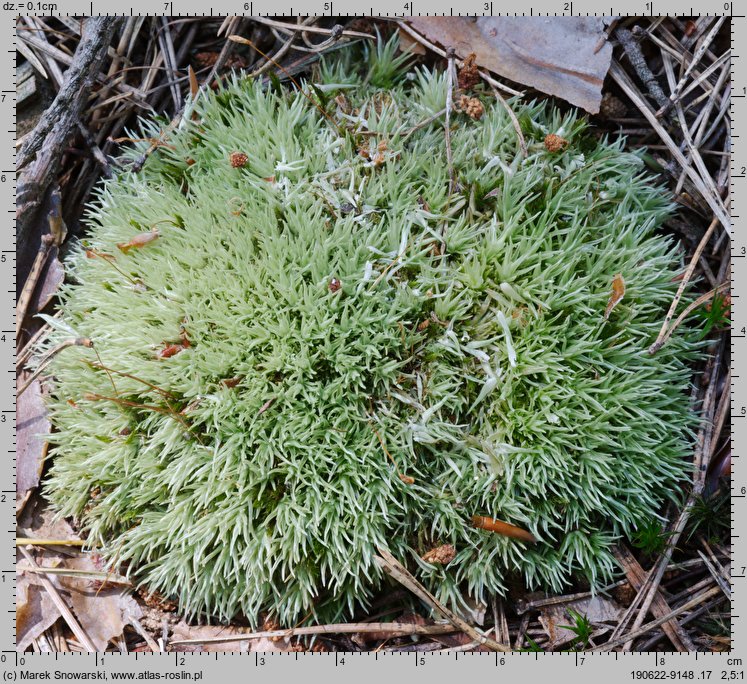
650;282;729;355
444;48;457;194
169;621;458;647
609;61;729;233
613;544;694;651
491;87;527;158
374;548;509;652
16;234;54;342
615;26;670;111
598;585;721;652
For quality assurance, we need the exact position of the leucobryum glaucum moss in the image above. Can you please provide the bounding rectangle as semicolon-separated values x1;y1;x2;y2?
39;41;702;626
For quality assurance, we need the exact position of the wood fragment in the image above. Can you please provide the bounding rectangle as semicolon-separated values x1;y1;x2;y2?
615;27;670;111
598;585;721;652
17;17;121;279
374;547;509;652
613;544;694;651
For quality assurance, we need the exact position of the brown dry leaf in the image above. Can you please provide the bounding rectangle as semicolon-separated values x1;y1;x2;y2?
604;273;626;320
16;378;50;513
188;65;199;100
397;27;426;55
538;596;621;650
406;17;614;113
59;555;143;652
170;622;299;652
17;504;142;651
16;570;62;652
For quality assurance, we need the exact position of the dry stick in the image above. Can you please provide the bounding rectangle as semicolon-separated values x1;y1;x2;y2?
613;544;694;651
667;575;718;607
16;31;48;78
169;622;458;647
17;17;121;277
16;310;61;369
694;340;725;483
247;16;317;78
18;184;67;343
654;284;729;354
710;368;731;463
394;19;522;97
515;579;628;615
444;48;457;194
697;550;731;599
514;612;531;650
657;16;727;118
16;235;54;341
76;122;113;178
491;87;527;158
649;214;720;354
158;17;182;109
17;538;86;547
494;597;510;647
662;52;731;243
249;16;375;39
399;107;448;140
17;17;122;171
374;547;509;652
130;618;160;653
598;586;722;652
610;492;699;650
678;49;731;103
637;595;724;652
20;18;64;87
675;61;730;196
19;547;98;652
609;61;729;233
17;337;93;397
21;567;131;584
615;26;670;111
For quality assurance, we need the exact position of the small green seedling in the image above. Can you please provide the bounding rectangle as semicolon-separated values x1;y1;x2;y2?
559;608;595;650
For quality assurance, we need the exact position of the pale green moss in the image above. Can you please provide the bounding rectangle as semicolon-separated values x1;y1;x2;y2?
39;47;701;625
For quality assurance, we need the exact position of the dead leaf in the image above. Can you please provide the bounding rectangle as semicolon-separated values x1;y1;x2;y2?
17;504;143;651
406;17;614;113
16;378;49;513
58;555;143;652
188;65;199;100
397;27;426;55
16;571;62;652
17;498;78;542
538;596;621;650
604;273;626;320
